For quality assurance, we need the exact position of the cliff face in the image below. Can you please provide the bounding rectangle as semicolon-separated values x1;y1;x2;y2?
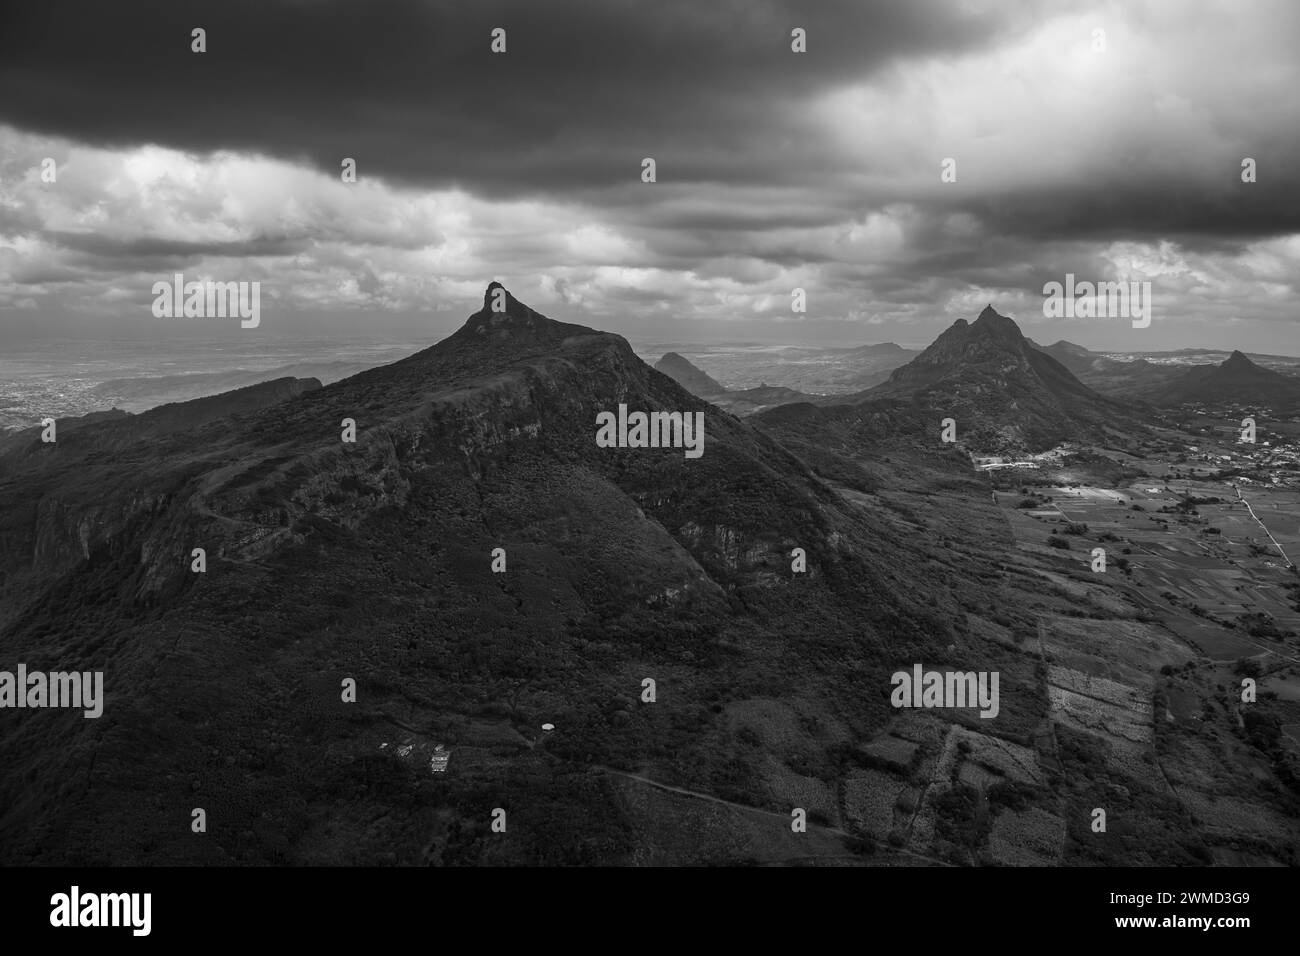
0;377;323;626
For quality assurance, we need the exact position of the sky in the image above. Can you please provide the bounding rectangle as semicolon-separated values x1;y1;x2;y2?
1;0;1298;353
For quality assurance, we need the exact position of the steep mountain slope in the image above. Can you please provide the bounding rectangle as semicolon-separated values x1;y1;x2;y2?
0;284;995;866
0;376;324;633
653;352;727;398
863;306;1128;451
1148;350;1300;408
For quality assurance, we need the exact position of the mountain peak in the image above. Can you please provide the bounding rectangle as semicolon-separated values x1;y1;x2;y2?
479;281;530;319
869;300;1107;450
450;282;597;347
1048;340;1091;353
974;304;1016;328
1224;349;1254;368
969;304;1025;346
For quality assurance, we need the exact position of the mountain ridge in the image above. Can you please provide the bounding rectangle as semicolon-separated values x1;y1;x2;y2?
0;283;983;866
862;305;1124;451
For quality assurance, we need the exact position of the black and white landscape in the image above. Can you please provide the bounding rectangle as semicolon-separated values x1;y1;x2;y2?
1;1;1299;872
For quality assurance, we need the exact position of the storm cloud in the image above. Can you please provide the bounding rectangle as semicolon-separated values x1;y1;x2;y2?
1;0;1297;350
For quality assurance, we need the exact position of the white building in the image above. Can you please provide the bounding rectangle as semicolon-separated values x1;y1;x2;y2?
430;744;450;773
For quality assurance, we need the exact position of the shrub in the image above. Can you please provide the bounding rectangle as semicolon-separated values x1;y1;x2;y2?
1244;708;1282;751
1234;657;1263;678
1239;613;1280;638
846;835;877;856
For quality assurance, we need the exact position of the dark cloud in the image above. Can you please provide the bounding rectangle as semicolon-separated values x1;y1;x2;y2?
4;0;1297;244
1;0;1298;353
951;182;1300;243
47;231;309;260
0;0;1020;194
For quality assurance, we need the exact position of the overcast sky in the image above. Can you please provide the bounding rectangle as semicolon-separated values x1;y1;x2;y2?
1;0;1298;352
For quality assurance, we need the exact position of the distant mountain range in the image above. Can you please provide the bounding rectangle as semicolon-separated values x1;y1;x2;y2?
1096;346;1300;369
850;305;1129;451
653;352;817;414
842;342;914;359
1026;340;1186;398
652;305;1141;459
663;306;1148;452
88;361;376;410
1030;339;1300;408
1146;350;1300;408
646;307;1300;450
642;340;918;398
